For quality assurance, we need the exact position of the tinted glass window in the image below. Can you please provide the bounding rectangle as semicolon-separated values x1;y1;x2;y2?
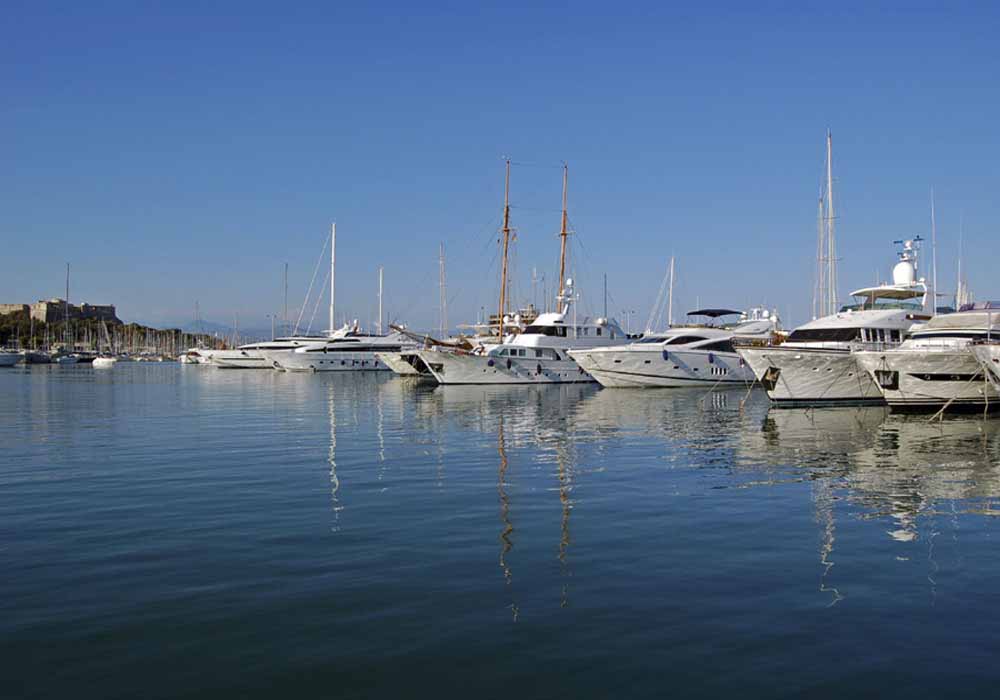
700;340;736;353
787;327;862;343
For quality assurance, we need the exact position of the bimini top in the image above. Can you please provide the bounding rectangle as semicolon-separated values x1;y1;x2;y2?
686;308;741;318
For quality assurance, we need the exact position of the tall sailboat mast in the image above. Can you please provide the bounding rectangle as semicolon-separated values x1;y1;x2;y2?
329;223;336;335
498;160;512;340
667;256;675;327
64;262;70;348
439;242;448;338
930;188;938;316
825;130;837;316
377;266;384;335
557;163;569;308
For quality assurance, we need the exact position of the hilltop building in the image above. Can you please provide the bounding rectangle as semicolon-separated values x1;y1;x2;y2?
0;299;121;324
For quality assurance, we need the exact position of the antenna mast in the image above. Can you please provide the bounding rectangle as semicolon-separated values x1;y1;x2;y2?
329;223;336;335
283;262;288;336
557;163;569;309
498;160;512;340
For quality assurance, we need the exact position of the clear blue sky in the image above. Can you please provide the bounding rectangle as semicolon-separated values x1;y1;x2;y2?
2;1;997;332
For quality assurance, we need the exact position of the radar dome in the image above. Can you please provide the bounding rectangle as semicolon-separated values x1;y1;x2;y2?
892;260;915;286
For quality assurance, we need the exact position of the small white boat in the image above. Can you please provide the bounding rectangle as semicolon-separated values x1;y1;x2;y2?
55;354;79;365
93;356;118;369
0;351;20;367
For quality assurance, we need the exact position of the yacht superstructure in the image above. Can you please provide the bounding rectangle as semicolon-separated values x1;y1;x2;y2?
570;307;780;388
855;304;1000;411
738;240;931;405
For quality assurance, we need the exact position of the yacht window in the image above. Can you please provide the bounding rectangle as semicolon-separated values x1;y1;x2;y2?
637;336;668;344
523;325;558;337
535;349;544;358
596;328;602;336
700;340;736;353
666;335;709;345
890;329;900;342
786;328;862;343
497;349;508;356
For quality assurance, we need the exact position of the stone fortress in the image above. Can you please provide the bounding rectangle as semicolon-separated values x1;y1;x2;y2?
0;299;121;324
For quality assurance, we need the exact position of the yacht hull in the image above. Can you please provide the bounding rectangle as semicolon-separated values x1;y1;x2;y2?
856;348;998;411
92;357;117;369
973;344;1000;390
376;351;427;376
738;347;883;405
273;350;394;372
570;348;755;388
413;349;593;385
211;350;270;369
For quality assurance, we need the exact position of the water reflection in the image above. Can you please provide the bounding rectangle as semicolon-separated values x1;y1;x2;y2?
497;416;517;621
339;376;1000;610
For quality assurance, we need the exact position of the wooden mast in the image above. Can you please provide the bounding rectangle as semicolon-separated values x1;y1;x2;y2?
557;163;569;309
498;159;512;339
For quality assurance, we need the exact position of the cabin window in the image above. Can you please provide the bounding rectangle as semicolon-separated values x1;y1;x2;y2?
535;349;544;358
786;327;862;342
596;328;602;336
700;340;736;353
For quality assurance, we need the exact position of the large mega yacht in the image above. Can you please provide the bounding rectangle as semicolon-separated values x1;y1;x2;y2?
855;303;1000;411
569;307;780;387
738;240;931;406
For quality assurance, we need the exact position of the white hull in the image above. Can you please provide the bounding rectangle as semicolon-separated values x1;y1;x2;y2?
376;351;424;376
0;352;20;367
973;344;1000;390
738;346;883;405
413;348;593;385
856;347;998;410
92;357;117;369
570;347;755;388
274;350;394;372
211;349;270;369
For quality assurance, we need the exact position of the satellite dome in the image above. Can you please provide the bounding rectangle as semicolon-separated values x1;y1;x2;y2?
892;260;915;286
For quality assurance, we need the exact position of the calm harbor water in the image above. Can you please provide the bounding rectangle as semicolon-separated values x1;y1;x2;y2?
4;364;1000;698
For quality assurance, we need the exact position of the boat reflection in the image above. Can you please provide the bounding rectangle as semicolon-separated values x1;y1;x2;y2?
342;375;1000;608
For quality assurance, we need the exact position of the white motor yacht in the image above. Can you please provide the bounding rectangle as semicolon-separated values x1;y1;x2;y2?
272;323;417;372
855;303;1000;411
213;336;326;369
738;240;931;406
570;307;780;387
0;350;20;367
